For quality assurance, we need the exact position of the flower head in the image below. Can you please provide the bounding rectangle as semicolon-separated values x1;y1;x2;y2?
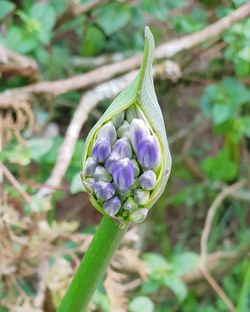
81;27;171;224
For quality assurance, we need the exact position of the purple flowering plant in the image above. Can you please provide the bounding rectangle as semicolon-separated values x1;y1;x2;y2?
81;28;171;226
59;27;171;311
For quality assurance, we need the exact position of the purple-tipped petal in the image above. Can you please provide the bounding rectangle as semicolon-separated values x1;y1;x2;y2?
113;138;132;158
98;121;117;144
85;156;97;177
105;151;122;174
112;158;134;193
92;138;111;163
130;119;150;153
103;196;121;216
129;208;148;223
137;135;159;169
139;170;156;190
94;166;112;182
94;181;115;200
134;189;150;205
111;111;125;129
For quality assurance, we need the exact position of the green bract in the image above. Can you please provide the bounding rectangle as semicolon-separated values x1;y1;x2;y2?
81;27;171;224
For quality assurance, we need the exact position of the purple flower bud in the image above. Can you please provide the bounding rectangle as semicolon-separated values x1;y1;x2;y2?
134;189;150;205
117;121;130;139
129;208;148;223
94;181;115;201
112;158;134;193
137;136;159;169
124;197;138;211
98;121;117;144
139;170;156;190
113;138;132;158
105;151;122;173
130;119;150;153
103;196;121;216
92;138;111;163
94;166;112;182
85;156;97;177
131;159;140;177
111;111;125;129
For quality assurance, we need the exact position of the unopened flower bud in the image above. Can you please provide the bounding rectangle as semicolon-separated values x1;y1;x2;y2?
103;196;121;216
139;170;156;190
112;158;134;193
111;111;125;129
94;166;112;182
129;208;148;223
124;197;138;211
83;178;95;192
130;119;150;153
98;121;117;144
94;181;115;201
92;138;111;163
134;189;150;205
131;159;140;177
113;138;132;158
117;121;130;139
85;156;97;177
105;151;122;173
126;106;140;123
137;136;159;169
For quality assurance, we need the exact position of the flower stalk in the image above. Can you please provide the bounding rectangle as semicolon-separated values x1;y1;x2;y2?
57;217;128;312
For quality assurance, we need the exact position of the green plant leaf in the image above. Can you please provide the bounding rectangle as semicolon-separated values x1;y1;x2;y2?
143;253;171;279
172;252;199;276
96;3;130;35
163;275;187;302
0;0;15;20
81;26;105;56
70;173;82;194
129;296;155;312
30;3;56;32
140;0;168;21
27;138;53;160
202;148;238;182
237;265;250;312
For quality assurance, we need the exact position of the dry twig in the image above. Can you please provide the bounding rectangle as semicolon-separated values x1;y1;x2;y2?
1;3;250;99
200;179;247;312
55;0;109;29
0;44;39;80
0;161;38;212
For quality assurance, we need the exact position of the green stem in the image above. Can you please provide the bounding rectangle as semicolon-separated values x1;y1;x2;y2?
58;216;129;312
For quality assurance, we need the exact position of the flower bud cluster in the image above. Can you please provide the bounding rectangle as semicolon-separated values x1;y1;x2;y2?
83;107;160;223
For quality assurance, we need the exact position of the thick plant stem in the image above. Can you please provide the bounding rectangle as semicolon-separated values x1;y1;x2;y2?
58;216;129;312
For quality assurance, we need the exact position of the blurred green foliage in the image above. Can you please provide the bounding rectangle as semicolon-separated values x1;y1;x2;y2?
1;0;250;311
